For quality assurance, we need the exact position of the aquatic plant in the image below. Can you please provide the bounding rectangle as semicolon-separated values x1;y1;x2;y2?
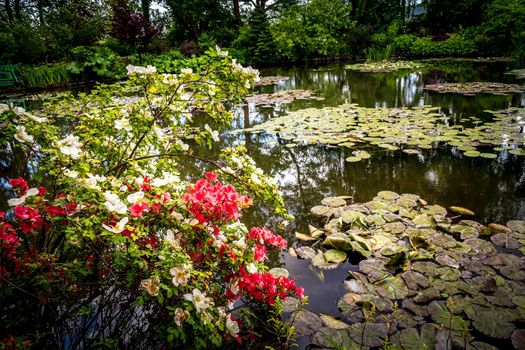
423;82;524;96
290;191;525;349
344;60;423;73
242;103;525;160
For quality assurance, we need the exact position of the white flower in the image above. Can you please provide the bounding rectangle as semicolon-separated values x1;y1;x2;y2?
153;123;170;145
58;135;83;159
183;289;213;313
14;126;34;144
232;237;247;251
246;262;258;274
26;188;39;197
173;308;190;327
170;265;191;287
175;139;189;151
64;169;78;178
215;45;229;57
103;191;127;214
102;217;129;233
165;229;182;249
226;316;240;337
127;191;144;204
204;124;220;142
83;174;106;191
250;173;262;185
8;196;25;206
180;68;193;75
126;65;156;75
60;145;82;159
171;211;184;221
114;117;132;132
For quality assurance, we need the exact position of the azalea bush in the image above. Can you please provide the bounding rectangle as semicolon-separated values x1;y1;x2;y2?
0;47;301;349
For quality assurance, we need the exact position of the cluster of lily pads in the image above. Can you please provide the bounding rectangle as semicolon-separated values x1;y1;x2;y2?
506;69;525;80
242;104;525;160
288;191;525;349
344;61;424;73
421;57;515;63
423;82;524;96
244;89;324;106
255;75;290;86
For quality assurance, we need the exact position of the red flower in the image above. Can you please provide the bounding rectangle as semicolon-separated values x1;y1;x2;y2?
141;176;151;191
38;187;47;196
8;177;28;194
204;172;218;181
253;245;267;262
130;202;149;218
182;175;251;225
247;227;287;250
47;205;66;217
14;206;38;220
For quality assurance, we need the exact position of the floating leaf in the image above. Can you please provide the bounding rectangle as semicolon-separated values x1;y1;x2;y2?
359;258;390;282
269;267;289;278
399;327;436;350
292;310;323;336
472;309;516;339
319;315;350;330
312;251;339;270
450;206;475;216
295;232;316;241
428;300;468;331
295;246;316;259
321;196;347;207
324;249;347;263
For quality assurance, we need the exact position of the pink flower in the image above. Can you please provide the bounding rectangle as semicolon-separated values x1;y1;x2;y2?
130;202;149;218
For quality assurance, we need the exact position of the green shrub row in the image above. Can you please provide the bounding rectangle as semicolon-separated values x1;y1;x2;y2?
393;34;477;58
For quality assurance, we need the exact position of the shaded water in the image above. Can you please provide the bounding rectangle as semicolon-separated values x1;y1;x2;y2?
223;61;525;323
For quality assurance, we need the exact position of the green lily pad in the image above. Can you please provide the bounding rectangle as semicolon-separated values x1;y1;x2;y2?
345;156;362;162
480;153;497;159
510;149;525;156
269;267;289;278
449;206;475;216
324;249;347;263
323;233;354;251
292;310;323;336
319;315;350;330
413;214;436;228
295;246;316;259
321;196;347;207
428;300;468;331
312;251;340;270
295;232;316;241
359;258;390;282
472;309;516;338
399;327;436;350
341;210;366;225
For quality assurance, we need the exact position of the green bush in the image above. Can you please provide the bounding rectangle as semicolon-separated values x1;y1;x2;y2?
397;34;477;58
67;46;126;80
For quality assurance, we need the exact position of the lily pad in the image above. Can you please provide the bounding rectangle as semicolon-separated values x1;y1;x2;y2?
292;309;323;336
295;246;316;259
269;267;289;278
321;196;347;207
359;258;391;282
324;249;347;263
295;232;316;241
428;300;468;331
449;206;475;216
323;233;354;251
399;327;436;350
312;251;340;270
472;309;516;339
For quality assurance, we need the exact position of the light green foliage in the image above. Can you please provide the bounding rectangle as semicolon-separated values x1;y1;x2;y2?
2;48;294;348
396;34;477;58
270;0;355;60
19;63;71;88
67;46;126;80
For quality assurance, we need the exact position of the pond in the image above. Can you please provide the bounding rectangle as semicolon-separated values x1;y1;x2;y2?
224;60;525;349
2;59;525;349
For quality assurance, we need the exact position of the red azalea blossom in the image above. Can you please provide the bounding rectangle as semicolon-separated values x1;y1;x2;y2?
183;175;251;224
253;244;267;262
141;176;151;191
38;187;47;196
47;205;67;217
204;172;219;181
8;177;28;194
247;227;287;250
14;206;43;233
130;202;149;217
237;267;304;305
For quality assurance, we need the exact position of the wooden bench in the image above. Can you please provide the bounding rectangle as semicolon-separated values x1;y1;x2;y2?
0;66;19;88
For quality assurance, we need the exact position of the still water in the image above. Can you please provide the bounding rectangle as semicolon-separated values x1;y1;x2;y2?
221;60;525;328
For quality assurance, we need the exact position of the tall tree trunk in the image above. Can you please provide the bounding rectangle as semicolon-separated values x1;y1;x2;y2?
232;0;241;26
14;0;20;20
141;0;150;22
37;0;44;25
4;0;13;22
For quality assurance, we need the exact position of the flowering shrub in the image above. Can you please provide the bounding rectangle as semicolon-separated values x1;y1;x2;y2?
0;47;300;349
